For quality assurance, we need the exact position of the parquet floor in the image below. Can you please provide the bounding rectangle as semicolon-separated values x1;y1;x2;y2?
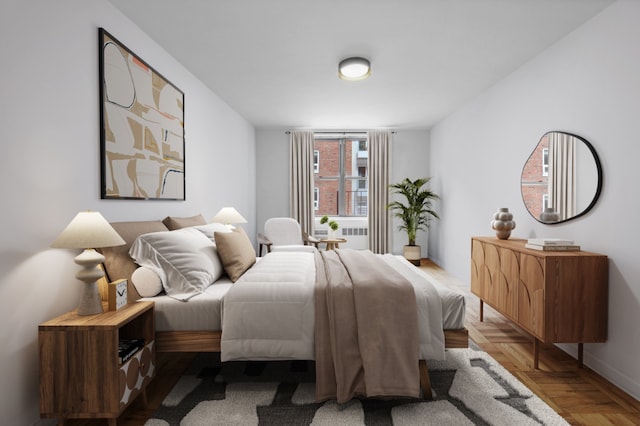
65;259;640;425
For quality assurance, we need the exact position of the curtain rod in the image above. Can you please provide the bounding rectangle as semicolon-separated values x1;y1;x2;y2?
285;130;396;135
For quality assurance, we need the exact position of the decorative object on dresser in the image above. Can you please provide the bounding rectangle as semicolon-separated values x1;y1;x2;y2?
470;237;607;369
387;177;439;265
525;238;580;251
39;301;156;425
51;211;126;315
490;207;516;240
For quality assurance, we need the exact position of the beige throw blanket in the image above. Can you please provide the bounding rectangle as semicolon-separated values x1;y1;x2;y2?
314;249;420;403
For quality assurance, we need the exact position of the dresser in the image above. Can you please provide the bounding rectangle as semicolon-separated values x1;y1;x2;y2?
470;237;608;368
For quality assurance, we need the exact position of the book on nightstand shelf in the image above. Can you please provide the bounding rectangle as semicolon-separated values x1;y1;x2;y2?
118;338;144;364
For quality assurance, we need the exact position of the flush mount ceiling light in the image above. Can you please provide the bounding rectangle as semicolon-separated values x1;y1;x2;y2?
338;57;371;81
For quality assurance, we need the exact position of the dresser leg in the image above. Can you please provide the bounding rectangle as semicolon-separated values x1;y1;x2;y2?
479;300;484;322
533;339;540;369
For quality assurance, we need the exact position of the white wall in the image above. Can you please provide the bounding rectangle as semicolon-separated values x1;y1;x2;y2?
429;0;640;400
0;1;255;424
255;129;431;255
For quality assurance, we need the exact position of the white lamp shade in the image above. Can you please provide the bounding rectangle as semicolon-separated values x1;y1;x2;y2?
51;211;125;249
211;207;247;225
338;57;371;81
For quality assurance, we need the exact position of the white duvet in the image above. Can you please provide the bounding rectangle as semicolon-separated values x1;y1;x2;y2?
221;251;447;362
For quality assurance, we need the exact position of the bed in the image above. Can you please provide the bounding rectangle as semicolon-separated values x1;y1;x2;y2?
98;215;468;400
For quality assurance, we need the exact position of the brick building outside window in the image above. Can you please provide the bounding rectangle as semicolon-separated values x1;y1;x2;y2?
313;135;368;217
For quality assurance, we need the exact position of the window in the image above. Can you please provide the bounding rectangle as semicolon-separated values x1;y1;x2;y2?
313;134;368;217
313;150;319;173
357;166;367;190
314;187;319;210
542;148;549;177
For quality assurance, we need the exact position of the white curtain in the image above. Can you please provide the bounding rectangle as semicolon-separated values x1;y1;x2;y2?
367;130;392;254
548;132;577;220
289;131;315;235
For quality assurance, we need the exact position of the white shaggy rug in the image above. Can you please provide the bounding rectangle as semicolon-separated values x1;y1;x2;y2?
146;343;568;425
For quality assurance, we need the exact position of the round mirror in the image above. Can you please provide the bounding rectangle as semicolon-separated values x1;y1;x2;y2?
521;131;602;224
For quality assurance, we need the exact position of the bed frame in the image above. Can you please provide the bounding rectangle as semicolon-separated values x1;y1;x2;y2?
155;327;469;399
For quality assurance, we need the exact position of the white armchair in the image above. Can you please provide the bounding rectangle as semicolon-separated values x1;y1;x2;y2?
258;217;319;256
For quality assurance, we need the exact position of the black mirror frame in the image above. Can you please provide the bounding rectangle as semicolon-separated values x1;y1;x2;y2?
521;131;603;225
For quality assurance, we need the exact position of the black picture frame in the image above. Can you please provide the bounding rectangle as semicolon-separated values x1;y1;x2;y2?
99;28;185;200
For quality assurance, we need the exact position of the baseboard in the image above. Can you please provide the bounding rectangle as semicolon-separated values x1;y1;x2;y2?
556;343;640;401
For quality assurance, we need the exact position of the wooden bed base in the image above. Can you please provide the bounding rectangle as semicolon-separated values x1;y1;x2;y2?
156;328;468;353
155;327;469;400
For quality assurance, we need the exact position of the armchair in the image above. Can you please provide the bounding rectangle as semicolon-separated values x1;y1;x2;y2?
258;217;319;256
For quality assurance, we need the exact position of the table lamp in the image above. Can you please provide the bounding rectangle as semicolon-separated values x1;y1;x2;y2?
51;211;125;315
211;207;247;228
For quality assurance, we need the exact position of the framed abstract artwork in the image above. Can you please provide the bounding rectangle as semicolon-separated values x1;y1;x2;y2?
99;28;185;200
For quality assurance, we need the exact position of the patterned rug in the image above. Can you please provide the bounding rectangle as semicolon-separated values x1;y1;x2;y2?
145;342;568;425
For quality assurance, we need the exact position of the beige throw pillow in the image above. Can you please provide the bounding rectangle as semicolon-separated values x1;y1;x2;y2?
162;214;207;230
215;227;256;282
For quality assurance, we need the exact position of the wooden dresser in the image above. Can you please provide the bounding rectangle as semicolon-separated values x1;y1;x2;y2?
470;237;608;368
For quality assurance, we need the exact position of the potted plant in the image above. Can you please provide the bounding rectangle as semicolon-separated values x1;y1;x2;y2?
387;177;439;265
320;215;339;239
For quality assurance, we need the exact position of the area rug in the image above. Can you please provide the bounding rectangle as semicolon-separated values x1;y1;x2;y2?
145;342;568;425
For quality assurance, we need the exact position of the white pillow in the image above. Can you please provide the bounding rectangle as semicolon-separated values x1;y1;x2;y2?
129;228;224;301
192;222;232;242
131;266;163;297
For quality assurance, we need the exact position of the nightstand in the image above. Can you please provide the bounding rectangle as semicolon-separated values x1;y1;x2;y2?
39;301;155;425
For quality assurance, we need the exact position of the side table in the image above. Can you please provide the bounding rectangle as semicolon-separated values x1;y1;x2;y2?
39;301;156;425
320;238;347;250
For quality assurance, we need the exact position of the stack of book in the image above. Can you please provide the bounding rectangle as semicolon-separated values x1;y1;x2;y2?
118;338;145;364
525;238;580;251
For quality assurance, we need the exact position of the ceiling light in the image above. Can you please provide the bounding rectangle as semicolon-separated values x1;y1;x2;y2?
338;57;371;81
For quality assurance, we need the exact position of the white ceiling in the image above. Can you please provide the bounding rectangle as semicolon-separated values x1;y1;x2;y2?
109;0;614;130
